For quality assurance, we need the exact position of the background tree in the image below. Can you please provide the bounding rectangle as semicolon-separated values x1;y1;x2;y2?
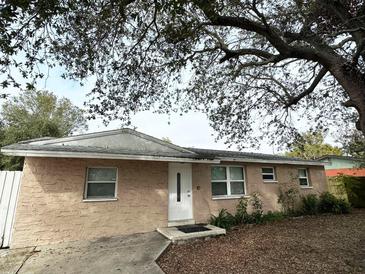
0;1;365;147
161;137;173;143
340;129;365;157
286;131;343;160
0;89;88;170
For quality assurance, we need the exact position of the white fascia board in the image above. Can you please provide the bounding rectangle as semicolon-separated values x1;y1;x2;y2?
219;157;326;166
0;149;220;164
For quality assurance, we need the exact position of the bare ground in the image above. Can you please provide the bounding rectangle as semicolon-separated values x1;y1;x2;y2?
157;210;365;274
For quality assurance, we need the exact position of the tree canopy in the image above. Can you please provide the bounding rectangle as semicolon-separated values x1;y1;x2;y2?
285;131;343;160
340;129;365;157
0;89;87;170
1;0;365;147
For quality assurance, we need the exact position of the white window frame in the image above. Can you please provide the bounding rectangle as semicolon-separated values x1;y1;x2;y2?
211;165;246;199
261;167;277;182
298;168;310;187
84;167;118;201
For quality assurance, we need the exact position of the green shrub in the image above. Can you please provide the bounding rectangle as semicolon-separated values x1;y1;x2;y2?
301;194;319;215
250;192;264;223
329;175;365;208
234;197;250;224
212;191;352;231
318;192;351;214
341;176;365;208
278;187;299;215
210;209;236;230
233;194;265;225
318;192;338;213
336;198;352;214
262;211;286;223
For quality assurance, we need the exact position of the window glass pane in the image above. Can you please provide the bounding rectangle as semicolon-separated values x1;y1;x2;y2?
299;169;307;178
262;167;274;174
88;168;116;181
231;181;244;195
212;182;227;196
177;173;181;202
229;167;243;180
299;178;309;186
263;174;274;180
87;183;115;198
211;167;227;180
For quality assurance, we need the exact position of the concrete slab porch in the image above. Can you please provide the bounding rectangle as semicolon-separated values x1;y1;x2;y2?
157;224;226;242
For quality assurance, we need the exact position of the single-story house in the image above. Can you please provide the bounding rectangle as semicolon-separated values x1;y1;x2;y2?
1;129;327;248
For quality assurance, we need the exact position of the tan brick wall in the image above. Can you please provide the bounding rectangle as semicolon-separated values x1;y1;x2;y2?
12;157;327;248
192;162;327;223
11;157;168;248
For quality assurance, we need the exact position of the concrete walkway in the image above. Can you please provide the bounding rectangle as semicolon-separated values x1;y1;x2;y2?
0;232;170;274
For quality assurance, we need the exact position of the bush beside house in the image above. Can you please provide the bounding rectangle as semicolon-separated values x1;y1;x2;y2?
327;176;349;201
210;191;351;230
328;175;365;208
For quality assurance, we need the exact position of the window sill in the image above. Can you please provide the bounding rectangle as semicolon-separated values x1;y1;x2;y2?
263;180;278;183
82;198;118;202
212;195;250;200
300;186;313;189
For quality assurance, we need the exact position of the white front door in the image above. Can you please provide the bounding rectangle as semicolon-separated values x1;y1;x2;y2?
168;163;193;221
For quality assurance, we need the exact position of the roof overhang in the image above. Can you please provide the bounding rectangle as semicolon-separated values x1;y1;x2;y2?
1;148;325;166
0;149;220;164
218;157;326;166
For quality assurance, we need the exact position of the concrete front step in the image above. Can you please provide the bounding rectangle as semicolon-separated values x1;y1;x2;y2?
167;219;195;227
157;224;226;243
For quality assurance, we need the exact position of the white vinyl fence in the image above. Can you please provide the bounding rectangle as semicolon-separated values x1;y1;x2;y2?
0;171;22;248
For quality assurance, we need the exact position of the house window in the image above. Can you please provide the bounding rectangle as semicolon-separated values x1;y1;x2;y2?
298;168;309;187
211;166;245;198
85;167;117;199
262;167;276;182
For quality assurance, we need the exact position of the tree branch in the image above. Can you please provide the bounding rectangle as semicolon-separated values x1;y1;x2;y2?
194;2;328;64
251;0;270;29
219;48;275;63
331;37;354;49
284;67;328;108
352;38;365;64
233;55;286;78
202;28;276;63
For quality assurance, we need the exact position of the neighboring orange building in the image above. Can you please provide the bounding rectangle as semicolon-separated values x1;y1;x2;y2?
317;155;365;177
325;168;365;177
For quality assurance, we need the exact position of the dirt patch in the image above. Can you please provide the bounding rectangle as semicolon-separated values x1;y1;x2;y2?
157;210;365;274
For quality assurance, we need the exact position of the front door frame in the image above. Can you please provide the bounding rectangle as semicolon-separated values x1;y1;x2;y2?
168;163;193;223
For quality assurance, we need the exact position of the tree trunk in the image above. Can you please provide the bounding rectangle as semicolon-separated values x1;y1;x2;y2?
329;62;365;136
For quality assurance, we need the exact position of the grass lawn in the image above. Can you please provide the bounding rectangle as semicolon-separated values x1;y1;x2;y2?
158;209;365;274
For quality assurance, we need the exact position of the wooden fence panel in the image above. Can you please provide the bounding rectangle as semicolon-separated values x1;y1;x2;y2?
0;171;22;248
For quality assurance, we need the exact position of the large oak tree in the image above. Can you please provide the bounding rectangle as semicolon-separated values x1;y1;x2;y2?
1;0;364;146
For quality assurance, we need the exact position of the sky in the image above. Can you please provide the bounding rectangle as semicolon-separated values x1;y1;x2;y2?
2;66;340;154
37;73;251;151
